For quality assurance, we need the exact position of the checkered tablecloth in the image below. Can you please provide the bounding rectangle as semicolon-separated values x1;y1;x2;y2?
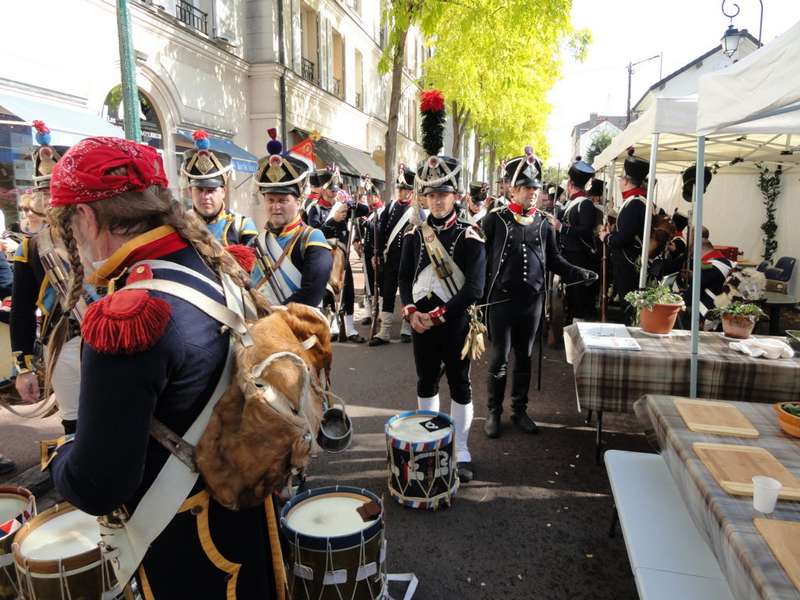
563;325;800;414
636;395;800;600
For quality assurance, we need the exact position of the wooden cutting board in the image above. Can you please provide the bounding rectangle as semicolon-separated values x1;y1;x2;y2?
693;442;800;500
755;518;800;591
675;398;759;438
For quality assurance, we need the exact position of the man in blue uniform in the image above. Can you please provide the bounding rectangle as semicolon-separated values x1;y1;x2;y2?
399;154;486;483
46;136;282;599
181;129;257;246
369;165;416;346
599;150;649;323
306;168;369;342
549;157;599;321
251;130;332;306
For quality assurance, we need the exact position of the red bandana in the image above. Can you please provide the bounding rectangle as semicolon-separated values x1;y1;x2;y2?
50;137;169;206
508;201;536;218
701;249;726;264
621;187;646;200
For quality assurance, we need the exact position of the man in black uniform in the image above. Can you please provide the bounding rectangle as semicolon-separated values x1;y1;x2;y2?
483;151;597;439
181;130;257;246
369;165;416;345
360;187;384;325
599;150;649;324
306;168;369;342
399;155;486;482
549;157;599;321
460;183;489;225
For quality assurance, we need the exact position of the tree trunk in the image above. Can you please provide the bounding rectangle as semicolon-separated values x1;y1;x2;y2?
472;132;482;182
488;144;497;192
450;101;470;161
383;27;409;205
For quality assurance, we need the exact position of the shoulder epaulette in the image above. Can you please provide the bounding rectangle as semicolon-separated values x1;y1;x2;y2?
226;244;256;273
465;225;485;242
13;237;30;263
82;284;171;355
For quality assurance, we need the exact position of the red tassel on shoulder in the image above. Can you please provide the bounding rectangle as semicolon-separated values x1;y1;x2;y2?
82;290;172;354
226;244;256;273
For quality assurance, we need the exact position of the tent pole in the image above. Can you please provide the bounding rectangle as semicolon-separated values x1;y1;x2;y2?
638;133;659;288
601;159;617;322
690;136;706;399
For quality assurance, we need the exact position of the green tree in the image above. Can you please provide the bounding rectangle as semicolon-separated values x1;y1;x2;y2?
584;130;614;164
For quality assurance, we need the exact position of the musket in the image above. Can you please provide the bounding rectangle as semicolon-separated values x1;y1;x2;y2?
39;250;84;323
429;248;459;298
336;204;357;338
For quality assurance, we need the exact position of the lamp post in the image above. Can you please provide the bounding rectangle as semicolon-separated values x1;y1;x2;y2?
116;0;142;142
721;0;764;58
626;53;663;126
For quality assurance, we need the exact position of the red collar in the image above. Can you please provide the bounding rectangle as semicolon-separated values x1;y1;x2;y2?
89;225;188;286
429;210;458;230
317;197;333;209
279;215;304;236
622;187;646;200
370;200;384;210
702;249;726;263
569;191;584;200
508;201;536;217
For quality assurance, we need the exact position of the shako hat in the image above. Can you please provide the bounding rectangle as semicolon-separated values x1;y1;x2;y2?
31;120;69;191
504;146;542;189
681;164;713;202
568;156;595;189
589;178;605;197
469;182;488;204
623;147;649;184
308;165;341;191
416;89;461;195
396;164;415;190
181;130;232;189
254;128;310;197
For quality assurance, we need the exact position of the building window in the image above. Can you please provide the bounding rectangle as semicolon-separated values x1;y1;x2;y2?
331;29;345;100
175;0;208;35
300;3;319;84
354;50;364;110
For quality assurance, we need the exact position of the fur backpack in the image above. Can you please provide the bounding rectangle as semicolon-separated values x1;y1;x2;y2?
195;302;333;510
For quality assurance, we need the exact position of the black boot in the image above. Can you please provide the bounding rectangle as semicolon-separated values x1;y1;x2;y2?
400;333;412;343
0;454;16;476
485;374;506;438
368;336;389;347
511;410;539;434
457;462;475;483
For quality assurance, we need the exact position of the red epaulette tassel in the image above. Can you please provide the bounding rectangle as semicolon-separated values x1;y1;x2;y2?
82;290;172;354
226;244;257;273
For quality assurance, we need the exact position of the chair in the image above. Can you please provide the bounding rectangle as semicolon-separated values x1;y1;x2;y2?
756;260;771;273
764;256;796;282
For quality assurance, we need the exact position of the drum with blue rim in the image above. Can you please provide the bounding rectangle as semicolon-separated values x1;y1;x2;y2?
384;410;458;510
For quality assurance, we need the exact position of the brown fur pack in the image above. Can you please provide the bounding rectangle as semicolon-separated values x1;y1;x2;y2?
195;303;332;510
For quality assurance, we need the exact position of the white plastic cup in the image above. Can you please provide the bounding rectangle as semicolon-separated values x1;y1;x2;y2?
752;476;783;513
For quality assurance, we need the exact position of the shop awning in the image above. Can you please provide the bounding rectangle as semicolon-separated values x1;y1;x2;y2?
0;92;124;146
293;129;384;181
176;129;258;174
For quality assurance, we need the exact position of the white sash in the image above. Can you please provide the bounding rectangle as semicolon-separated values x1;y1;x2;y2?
98;272;249;588
256;231;302;305
383;204;413;259
563;196;588;219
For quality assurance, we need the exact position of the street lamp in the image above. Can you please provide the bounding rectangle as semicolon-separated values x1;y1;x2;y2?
720;0;764;58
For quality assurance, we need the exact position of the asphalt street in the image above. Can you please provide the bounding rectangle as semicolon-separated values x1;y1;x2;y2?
1;303;652;600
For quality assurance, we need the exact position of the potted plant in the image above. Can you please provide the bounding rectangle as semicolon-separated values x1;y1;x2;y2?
625;285;685;334
709;302;766;339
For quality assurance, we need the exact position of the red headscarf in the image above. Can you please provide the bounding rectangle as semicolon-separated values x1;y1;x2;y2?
50;137;169;206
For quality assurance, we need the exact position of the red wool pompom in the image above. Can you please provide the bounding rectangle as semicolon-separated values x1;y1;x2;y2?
192;129;209;141
32;120;50;134
420;89;445;113
227;244;257;273
82;290;172;354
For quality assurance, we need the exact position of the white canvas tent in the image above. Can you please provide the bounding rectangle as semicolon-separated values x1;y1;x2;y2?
687;19;800;394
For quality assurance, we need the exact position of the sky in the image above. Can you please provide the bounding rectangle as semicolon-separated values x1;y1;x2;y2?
546;0;800;166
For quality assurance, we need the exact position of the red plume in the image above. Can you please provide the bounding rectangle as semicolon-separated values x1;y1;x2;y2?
226;244;256;273
192;130;209;141
32;120;50;134
267;128;278;140
420;89;445;113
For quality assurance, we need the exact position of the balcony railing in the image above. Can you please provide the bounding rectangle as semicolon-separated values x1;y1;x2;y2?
176;0;208;35
355;91;363;110
301;58;316;84
332;77;343;99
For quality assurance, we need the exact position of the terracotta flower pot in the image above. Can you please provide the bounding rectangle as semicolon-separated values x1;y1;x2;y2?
721;314;757;339
774;403;800;438
639;302;682;335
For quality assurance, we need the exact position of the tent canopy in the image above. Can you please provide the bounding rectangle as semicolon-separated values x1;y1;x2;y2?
697;20;800;135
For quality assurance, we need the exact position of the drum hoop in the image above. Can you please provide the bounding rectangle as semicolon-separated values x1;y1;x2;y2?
388;479;458;510
280;486;384;551
11;503;103;574
385;410;454;449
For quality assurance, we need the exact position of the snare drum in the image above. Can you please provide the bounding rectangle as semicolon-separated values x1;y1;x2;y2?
0;486;35;600
12;503;121;600
385;410;458;510
281;486;386;600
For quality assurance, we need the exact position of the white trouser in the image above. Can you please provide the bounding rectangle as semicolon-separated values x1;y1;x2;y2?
400;318;412;336
450;401;473;464
47;336;82;421
417;394;440;412
377;311;394;340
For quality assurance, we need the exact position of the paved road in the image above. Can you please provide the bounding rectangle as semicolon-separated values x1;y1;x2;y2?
1;302;650;600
